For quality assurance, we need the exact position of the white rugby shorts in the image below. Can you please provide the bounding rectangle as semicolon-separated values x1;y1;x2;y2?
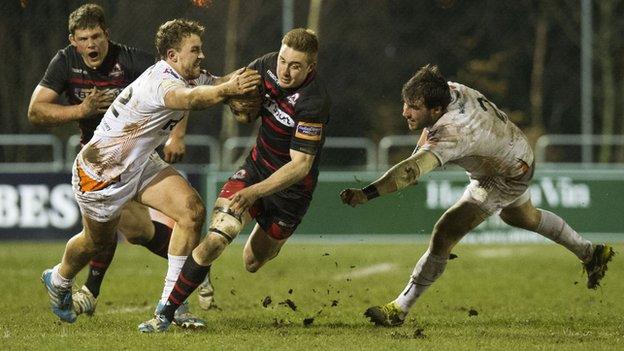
459;176;531;215
72;152;169;222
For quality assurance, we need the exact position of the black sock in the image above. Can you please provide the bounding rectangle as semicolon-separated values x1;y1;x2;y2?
84;240;118;298
161;255;210;321
143;221;172;259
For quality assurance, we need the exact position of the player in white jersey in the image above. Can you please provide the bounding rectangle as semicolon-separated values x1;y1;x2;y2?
340;65;615;327
41;18;261;325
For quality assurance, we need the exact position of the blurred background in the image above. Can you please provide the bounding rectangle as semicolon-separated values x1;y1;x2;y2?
0;0;622;240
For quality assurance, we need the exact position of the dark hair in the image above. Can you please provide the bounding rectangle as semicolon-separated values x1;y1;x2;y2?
282;28;318;63
402;64;451;109
155;19;205;59
68;3;107;34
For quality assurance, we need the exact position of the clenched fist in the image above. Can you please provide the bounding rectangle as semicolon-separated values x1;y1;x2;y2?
339;188;368;208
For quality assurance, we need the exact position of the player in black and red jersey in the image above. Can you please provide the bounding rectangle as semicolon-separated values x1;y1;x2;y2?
27;4;205;328
139;28;330;332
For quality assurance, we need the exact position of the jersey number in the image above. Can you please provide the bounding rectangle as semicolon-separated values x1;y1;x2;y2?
111;87;133;117
477;97;507;123
162;117;183;131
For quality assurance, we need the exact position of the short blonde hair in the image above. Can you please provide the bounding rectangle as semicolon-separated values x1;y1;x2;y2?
282;28;318;63
155;19;204;59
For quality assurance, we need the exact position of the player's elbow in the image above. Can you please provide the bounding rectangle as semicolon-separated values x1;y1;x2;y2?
27;105;47;126
294;160;313;180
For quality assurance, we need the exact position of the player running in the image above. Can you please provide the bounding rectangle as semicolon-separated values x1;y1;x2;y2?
340;64;615;326
138;28;330;333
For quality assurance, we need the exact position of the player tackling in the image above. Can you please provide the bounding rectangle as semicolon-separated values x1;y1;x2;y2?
340;64;615;326
40;18;260;325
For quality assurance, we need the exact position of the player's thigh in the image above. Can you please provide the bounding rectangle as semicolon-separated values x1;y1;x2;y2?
117;200;154;242
136;166;205;224
82;214;120;248
431;200;489;253
499;195;541;231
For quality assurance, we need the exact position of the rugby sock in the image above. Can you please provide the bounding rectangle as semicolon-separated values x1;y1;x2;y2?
84;240;118;298
161;255;210;321
536;209;593;262
142;221;172;259
51;264;74;289
395;249;448;312
159;254;188;305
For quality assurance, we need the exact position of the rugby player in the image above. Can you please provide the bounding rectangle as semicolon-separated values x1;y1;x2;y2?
40;18;260;326
138;28;330;333
340;64;615;326
28;4;215;324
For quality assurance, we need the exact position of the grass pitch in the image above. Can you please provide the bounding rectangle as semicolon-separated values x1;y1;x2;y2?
0;240;622;350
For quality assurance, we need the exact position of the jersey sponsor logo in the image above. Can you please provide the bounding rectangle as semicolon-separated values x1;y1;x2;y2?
163;67;181;80
294;121;323;141
231;169;248;181
266;69;279;84
263;99;294;127
287;93;300;106
71;68;89;74
109;63;124;78
73;87;122;100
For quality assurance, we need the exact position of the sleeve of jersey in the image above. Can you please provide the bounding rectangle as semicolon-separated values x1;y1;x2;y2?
420;123;466;166
156;75;186;107
39;51;68;94
290;95;329;155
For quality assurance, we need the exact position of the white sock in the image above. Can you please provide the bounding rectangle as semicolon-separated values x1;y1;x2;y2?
536;210;593;262
160;254;188;305
51;264;74;289
395;249;448;312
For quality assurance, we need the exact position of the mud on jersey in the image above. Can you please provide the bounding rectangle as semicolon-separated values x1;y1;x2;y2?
247;52;330;198
39;41;154;144
422;82;534;181
77;60;215;183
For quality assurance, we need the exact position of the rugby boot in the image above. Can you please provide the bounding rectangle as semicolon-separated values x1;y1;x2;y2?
138;314;171;333
155;301;206;329
584;244;615;289
41;269;77;323
73;285;97;316
364;301;407;327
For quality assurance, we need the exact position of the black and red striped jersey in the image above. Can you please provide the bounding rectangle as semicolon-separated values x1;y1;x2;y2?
39;41;154;144
247;52;330;197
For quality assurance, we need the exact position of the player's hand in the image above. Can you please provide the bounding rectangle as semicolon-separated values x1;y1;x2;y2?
81;87;115;117
339;188;368;208
163;136;185;163
228;187;260;216
224;67;261;96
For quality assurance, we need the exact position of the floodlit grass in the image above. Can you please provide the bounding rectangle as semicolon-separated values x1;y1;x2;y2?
0;240;622;350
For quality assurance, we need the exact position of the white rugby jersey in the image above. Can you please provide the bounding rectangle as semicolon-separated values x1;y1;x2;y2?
422;82;534;180
77;60;216;181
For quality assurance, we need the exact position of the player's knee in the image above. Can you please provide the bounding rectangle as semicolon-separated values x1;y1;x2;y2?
244;259;262;273
177;194;206;233
208;207;243;243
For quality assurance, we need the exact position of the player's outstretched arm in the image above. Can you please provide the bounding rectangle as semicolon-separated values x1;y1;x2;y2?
28;85;113;126
340;150;440;207
164;68;260;110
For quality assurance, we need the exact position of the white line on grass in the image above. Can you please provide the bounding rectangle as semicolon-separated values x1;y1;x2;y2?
100;305;153;315
333;263;396;281
474;247;517;258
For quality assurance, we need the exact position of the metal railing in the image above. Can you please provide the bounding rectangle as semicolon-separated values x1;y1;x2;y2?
535;134;624;164
4;133;623;174
377;135;418;169
0;134;64;173
221;136;378;171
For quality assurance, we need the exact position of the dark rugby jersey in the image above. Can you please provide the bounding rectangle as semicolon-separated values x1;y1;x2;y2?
39;41;154;144
247;52;330;197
